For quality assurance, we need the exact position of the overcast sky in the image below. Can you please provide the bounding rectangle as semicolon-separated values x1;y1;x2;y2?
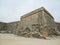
0;0;60;22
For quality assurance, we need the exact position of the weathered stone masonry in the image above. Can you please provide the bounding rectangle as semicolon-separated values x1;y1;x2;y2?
0;22;7;33
18;7;59;37
0;7;60;38
0;21;19;34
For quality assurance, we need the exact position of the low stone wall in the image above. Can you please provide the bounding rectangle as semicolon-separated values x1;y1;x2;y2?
0;21;19;34
7;21;19;34
0;22;7;33
56;23;60;31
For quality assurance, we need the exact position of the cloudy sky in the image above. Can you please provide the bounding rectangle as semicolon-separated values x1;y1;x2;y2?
0;0;60;22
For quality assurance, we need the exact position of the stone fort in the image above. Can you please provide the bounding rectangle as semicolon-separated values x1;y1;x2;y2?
0;7;60;38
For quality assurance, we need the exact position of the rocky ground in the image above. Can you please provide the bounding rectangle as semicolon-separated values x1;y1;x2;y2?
0;33;60;45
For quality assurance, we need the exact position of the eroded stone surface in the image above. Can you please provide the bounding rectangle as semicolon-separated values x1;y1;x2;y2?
0;7;60;39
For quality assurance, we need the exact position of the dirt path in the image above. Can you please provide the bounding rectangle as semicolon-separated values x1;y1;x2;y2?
0;34;60;45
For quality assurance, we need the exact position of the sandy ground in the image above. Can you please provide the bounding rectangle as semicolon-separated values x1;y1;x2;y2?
0;33;60;45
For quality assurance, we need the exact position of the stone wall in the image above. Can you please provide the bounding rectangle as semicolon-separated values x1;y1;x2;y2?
0;21;19;34
0;22;7;33
0;7;60;39
7;21;19;34
40;10;58;37
56;23;60;31
18;7;58;37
